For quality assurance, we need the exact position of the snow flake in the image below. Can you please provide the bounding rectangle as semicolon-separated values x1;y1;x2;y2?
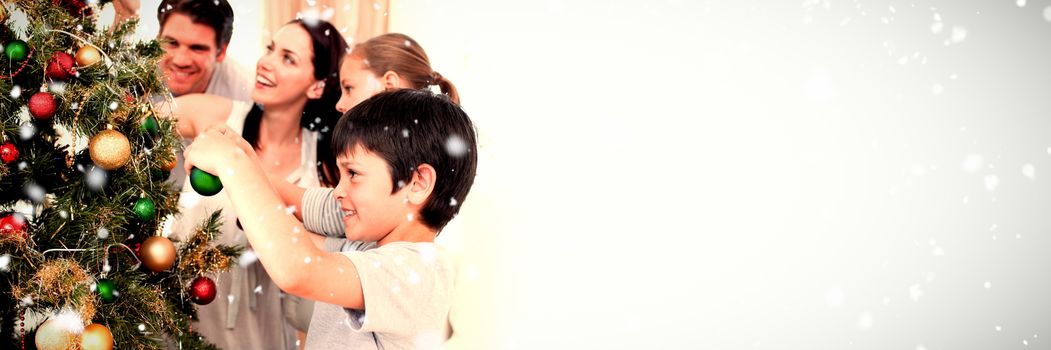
228;294;235;304
997;325;1003;331
445;135;468;157
19;122;36;140
450;197;458;207
54;310;85;333
401;129;410;138
951;26;968;43
24;182;46;203
0;254;10;271
304;256;312;264
1044;6;1051;22
931;22;944;34
407;213;414;221
1023;164;1036;179
856;311;873;331
984;174;999;191
109;101;119;110
909;284;924;301
138;323;146;331
408;270;421;285
1018;0;1027;7
254;285;263;294
962;154;984;172
97;227;110;239
239;251;259;267
10;85;21;98
984;281;991;289
86;167;108;191
931;83;944;95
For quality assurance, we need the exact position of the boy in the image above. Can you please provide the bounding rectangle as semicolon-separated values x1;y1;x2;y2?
183;89;478;349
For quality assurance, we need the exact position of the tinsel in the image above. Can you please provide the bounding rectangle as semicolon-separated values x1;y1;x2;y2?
0;2;238;348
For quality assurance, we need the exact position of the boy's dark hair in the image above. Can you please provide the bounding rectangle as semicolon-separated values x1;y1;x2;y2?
157;0;235;50
332;89;478;231
242;19;349;187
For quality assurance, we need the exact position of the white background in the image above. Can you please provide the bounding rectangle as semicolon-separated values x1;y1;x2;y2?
104;0;1051;348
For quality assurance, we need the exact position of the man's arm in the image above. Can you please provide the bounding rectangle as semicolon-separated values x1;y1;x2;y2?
112;0;140;27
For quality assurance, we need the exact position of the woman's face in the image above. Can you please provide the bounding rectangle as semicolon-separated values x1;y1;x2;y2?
252;24;317;106
335;55;388;114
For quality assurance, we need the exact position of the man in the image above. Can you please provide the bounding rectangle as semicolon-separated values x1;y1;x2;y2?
115;0;253;189
114;0;252;101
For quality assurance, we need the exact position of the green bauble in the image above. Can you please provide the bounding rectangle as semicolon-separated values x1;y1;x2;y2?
133;197;155;221
96;279;118;303
141;116;159;135
190;167;223;196
4;40;28;61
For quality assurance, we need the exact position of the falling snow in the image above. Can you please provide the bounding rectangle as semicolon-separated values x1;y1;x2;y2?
19;122;36;140
984;281;991;289
1044;6;1051;22
24;182;45;203
909;284;924;301
239;251;259;267
984;174;1000;191
962;154;984;172
0;254;10;271
97;227;109;239
10;85;21;98
1018;0;1027;7
951;26;968;43
86;167;108;191
1023;164;1036;179
445;135;468;157
856;311;873;331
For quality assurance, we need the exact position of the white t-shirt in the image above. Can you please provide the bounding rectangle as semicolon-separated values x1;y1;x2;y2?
305;241;456;350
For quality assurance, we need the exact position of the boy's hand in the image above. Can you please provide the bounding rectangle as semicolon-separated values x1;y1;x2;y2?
183;125;257;177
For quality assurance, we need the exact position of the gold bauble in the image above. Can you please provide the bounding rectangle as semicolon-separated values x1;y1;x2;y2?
140;236;177;272
34;319;77;350
160;156;177;172
89;130;131;170
75;45;102;67
80;323;114;350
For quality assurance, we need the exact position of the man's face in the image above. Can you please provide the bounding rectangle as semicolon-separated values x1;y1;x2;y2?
158;13;226;96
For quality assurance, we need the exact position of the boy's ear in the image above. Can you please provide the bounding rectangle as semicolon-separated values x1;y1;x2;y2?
306;80;325;99
406;163;436;206
382;71;403;90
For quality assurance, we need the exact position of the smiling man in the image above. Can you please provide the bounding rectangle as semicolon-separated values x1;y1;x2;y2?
116;0;252;101
155;0;251;101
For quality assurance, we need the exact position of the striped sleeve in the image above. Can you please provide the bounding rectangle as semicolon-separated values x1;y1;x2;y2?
302;187;346;237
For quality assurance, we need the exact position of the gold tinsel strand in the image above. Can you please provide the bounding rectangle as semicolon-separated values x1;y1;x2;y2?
177;228;232;275
33;259;90;299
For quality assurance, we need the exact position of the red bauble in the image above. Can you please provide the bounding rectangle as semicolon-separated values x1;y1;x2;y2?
0;213;27;236
190;276;217;305
45;52;76;81
29;92;57;120
0;143;17;164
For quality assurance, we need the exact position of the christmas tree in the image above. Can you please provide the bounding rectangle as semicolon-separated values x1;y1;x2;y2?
0;1;238;349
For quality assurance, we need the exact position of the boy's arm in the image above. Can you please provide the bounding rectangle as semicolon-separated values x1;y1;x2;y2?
184;127;367;309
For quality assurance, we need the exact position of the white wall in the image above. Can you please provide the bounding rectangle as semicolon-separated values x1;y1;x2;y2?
391;1;1051;349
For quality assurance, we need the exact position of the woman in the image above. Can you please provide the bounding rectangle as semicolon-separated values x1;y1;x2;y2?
163;19;347;349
